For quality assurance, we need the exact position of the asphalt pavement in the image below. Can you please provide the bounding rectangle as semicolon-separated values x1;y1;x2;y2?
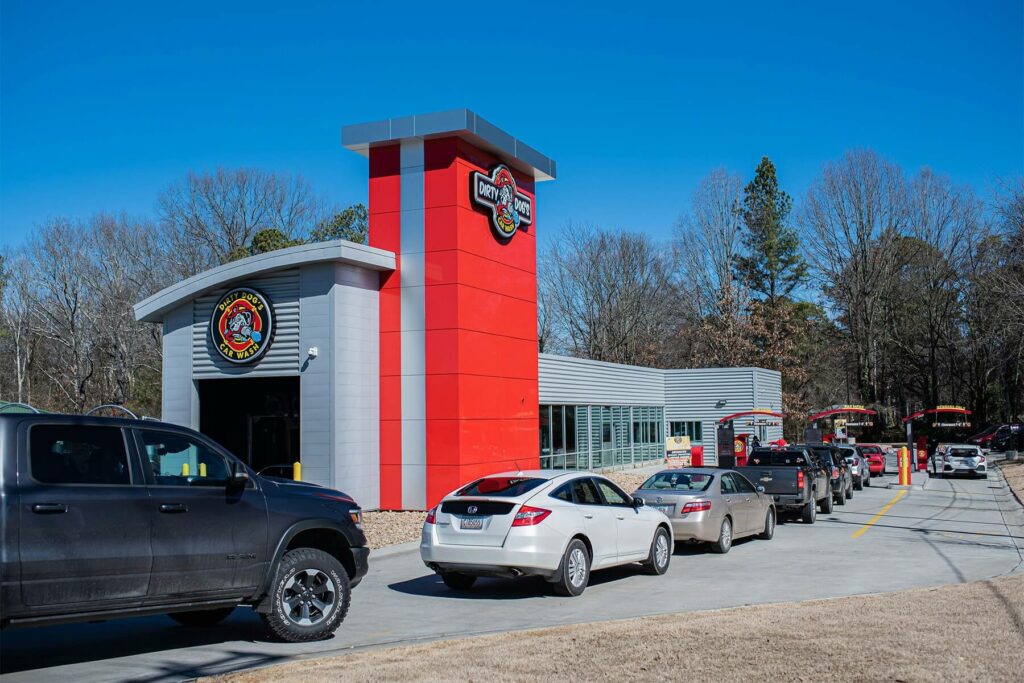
2;467;1022;682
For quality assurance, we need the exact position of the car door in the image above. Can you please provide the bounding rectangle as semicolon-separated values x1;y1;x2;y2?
719;472;749;534
570;477;618;567
730;472;760;534
18;421;152;609
135;427;269;601
594;477;649;561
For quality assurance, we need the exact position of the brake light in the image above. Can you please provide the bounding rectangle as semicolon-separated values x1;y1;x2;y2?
425;506;437;524
681;500;712;513
797;470;805;488
831;467;839;479
511;505;551;526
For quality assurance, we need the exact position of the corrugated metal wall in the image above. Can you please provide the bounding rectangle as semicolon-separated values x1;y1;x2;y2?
754;368;784;443
192;270;301;377
538;354;665;405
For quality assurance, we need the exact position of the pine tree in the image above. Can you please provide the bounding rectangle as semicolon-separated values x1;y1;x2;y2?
734;157;807;305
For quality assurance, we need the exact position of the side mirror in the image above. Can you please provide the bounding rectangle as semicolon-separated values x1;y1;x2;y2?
229;462;250;488
632;496;645;509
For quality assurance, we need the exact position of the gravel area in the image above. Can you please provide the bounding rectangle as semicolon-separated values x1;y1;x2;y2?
361;511;425;550
213;572;1024;682
361;469;657;549
999;459;1024;504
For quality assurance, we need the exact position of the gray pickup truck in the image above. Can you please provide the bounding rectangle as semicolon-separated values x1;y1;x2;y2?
733;447;831;523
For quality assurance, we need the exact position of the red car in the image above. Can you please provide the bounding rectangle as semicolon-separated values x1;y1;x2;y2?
856;444;886;476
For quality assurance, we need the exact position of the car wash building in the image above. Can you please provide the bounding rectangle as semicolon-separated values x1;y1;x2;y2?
135;109;782;511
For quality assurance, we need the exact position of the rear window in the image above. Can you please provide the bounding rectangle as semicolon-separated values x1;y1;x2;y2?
639;471;714;492
858;446;881;455
748;450;808;466
949;448;978;457
457;477;546;497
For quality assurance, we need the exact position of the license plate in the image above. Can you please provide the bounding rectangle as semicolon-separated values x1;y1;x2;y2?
460;517;484;530
650;504;674;514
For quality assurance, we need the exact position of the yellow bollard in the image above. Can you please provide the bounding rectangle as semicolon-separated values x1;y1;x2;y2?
182;463;190;476
293;461;301;482
199;462;207;477
898;447;910;485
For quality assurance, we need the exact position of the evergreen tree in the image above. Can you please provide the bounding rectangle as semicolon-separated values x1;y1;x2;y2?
734;157;807;305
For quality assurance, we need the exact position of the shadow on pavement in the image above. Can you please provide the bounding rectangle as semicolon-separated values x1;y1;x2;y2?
0;609;289;676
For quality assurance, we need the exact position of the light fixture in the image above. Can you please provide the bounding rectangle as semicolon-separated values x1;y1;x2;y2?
715;399;727;409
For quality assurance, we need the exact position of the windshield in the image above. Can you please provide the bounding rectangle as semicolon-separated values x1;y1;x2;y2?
949;448;978;458
456;477;546;497
640;472;714;492
748;450;807;466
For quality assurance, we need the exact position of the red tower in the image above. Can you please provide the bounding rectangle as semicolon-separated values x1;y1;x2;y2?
344;110;556;509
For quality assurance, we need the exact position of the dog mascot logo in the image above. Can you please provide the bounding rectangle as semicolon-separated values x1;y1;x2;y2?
210;287;274;364
470;164;533;239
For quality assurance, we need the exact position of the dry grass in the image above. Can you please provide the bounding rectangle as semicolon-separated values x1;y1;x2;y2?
1000;459;1024;505
213;573;1024;683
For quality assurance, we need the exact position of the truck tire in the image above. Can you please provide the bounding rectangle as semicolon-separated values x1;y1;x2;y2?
846;483;853;500
168;607;235;627
758;508;776;540
835;487;846;505
261;547;351;642
642;527;672;575
711;517;733;553
441;572;476;590
819;487;834;514
854;477;863;491
802;498;817;524
553;539;590;596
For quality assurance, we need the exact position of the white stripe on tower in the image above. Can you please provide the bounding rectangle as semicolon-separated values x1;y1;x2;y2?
399;139;426;510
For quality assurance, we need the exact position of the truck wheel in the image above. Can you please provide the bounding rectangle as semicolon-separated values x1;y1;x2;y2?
168;607;235;627
711;517;733;554
820;489;834;514
802;499;817;524
758;508;776;540
643;527;672;575
441;572;476;590
553;539;590;596
261;548;351;642
835;488;846;506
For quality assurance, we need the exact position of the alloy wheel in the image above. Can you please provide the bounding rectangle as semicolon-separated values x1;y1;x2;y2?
567;547;588;587
655;532;670;568
721;519;732;549
282;568;337;627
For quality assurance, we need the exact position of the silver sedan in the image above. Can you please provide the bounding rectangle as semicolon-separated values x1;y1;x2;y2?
632;468;776;554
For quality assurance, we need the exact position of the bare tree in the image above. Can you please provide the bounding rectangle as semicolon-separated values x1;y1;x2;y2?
543;224;675;366
0;253;38;403
158;168;326;277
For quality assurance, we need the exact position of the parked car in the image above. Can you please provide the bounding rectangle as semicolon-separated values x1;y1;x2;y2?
990;425;1024;453
856;444;886;477
967;425;1001;449
631;468;775;554
0;413;369;642
735;447;831;523
420;471;673;596
835;444;870;489
929;444;988;479
808;445;853;503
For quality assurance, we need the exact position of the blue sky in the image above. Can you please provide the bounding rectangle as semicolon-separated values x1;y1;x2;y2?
1;1;1021;250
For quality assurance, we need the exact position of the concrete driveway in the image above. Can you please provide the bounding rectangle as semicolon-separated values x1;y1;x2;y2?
3;468;1022;682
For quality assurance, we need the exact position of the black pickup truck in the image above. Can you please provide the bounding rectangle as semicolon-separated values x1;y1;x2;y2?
0;412;369;642
734;447;831;523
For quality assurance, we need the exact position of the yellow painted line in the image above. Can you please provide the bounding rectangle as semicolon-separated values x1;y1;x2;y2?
852;489;907;539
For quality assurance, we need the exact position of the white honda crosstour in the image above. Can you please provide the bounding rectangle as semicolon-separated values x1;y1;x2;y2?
420;470;673;596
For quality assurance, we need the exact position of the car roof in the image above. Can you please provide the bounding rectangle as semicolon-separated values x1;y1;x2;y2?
650;467;720;476
477;470;580;481
0;412;183;430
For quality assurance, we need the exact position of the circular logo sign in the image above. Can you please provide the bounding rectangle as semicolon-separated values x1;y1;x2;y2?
210;287;274;364
470;164;533;240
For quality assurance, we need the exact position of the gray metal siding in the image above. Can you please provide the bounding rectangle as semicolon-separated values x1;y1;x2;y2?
161;304;198;429
754;368;784;443
665;368;759;465
298;264;334;490
538;354;665;406
192;270;301;377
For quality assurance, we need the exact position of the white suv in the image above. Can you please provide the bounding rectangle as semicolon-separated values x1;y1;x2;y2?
420;471;673;596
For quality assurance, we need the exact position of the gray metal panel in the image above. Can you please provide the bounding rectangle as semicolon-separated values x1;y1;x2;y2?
135;240;395;323
298;264;334;491
342;108;556;181
161;304;198;429
192;270;301;378
538;354;666;406
754;368;784;443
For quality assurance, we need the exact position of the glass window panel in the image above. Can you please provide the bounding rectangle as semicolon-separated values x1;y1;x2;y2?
565;406;576;454
540;405;551;456
552;405;564;453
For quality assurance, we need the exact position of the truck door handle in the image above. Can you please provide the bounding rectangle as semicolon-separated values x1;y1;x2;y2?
32;503;67;514
159;503;188;514
616;516;625;520
584;514;594;519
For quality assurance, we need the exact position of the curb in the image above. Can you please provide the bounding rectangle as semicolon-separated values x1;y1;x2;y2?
369;540;420;560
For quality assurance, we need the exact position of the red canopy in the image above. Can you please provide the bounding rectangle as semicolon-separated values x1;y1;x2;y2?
807;407;878;422
718;409;784;424
901;407;972;424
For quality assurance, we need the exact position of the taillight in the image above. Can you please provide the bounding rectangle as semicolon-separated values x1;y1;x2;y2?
797;470;805;488
425;506;437;524
979;456;986;463
512;505;551;526
831;467;839;479
681;500;712;514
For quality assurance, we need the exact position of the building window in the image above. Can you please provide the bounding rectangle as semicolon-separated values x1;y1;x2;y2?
670;420;703;443
541;404;663;470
